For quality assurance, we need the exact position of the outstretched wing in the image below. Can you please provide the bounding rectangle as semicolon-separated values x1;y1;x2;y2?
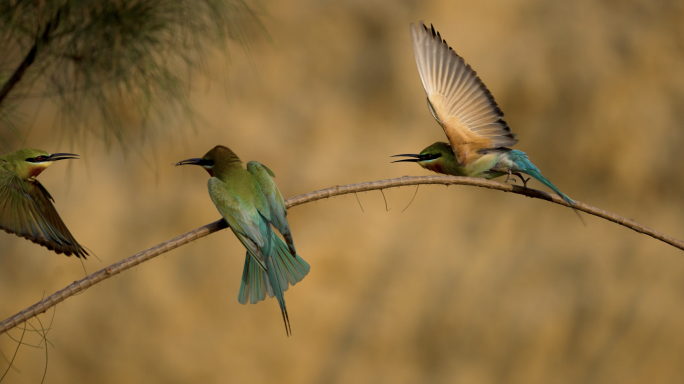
246;161;296;256
411;22;518;164
0;168;88;257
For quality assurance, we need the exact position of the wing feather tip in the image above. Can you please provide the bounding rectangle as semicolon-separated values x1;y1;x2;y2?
413;21;519;148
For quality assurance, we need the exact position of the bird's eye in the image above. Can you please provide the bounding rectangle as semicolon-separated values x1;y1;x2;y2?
26;156;47;163
199;158;214;166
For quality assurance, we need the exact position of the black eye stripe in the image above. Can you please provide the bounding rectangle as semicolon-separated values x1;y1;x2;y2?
420;153;441;161
26;156;47;163
199;159;214;166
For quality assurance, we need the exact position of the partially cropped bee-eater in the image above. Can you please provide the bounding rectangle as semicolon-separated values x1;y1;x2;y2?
0;148;88;257
176;145;309;336
393;23;582;221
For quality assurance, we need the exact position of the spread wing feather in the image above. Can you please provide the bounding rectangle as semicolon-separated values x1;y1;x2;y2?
411;22;518;164
0;168;88;257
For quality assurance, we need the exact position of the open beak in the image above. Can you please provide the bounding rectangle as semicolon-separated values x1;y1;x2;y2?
175;158;202;166
48;153;79;161
391;154;422;163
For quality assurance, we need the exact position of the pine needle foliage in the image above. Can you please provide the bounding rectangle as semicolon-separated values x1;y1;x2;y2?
0;0;265;150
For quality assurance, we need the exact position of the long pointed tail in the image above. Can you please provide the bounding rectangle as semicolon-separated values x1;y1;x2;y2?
237;231;310;336
238;233;310;305
265;253;291;336
519;161;586;226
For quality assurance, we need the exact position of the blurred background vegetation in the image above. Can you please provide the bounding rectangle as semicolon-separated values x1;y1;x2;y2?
1;0;684;383
0;0;264;150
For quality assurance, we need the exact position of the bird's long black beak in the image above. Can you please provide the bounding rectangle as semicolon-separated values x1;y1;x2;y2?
391;154;422;163
175;158;203;166
48;153;79;161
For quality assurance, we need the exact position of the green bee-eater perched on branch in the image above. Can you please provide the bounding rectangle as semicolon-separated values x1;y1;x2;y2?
176;145;310;336
0;149;88;258
393;23;583;222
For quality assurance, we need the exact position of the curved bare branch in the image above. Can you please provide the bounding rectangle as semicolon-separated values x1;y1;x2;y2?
0;175;681;335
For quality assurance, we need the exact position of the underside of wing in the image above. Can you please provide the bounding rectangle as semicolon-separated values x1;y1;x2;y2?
411;22;518;161
0;170;88;257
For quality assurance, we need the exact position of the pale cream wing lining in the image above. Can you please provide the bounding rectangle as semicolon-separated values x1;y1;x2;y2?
411;22;518;163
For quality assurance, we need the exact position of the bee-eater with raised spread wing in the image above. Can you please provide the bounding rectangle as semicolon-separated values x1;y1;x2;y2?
0;148;88;257
176;145;309;336
393;23;583;221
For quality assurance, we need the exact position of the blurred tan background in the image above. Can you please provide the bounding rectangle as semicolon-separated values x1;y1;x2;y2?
1;0;684;382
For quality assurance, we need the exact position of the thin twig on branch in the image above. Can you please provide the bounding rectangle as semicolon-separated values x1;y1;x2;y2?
0;175;681;335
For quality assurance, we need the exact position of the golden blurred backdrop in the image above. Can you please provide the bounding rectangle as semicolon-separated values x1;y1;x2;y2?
1;0;684;383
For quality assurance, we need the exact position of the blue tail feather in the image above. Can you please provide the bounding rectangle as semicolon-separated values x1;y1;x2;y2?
523;167;574;206
237;230;310;335
238;253;274;304
265;253;291;336
274;239;310;286
238;232;310;305
510;150;586;225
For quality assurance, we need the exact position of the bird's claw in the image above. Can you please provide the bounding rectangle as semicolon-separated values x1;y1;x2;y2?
513;172;530;188
503;170;516;184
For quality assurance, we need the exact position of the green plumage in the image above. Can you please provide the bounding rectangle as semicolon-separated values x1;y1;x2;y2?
177;145;309;336
0;148;87;258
